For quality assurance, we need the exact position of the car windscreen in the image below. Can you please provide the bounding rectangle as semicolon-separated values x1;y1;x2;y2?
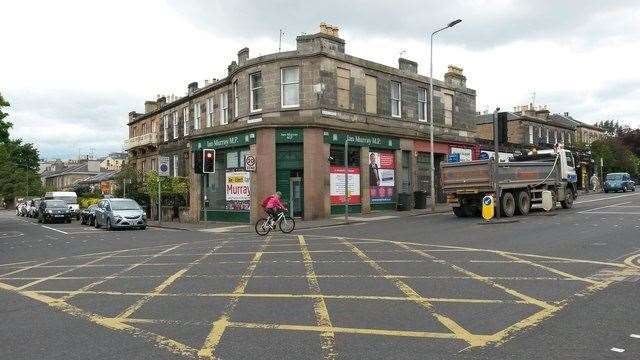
110;200;140;211
55;196;78;204
45;200;68;208
606;174;622;180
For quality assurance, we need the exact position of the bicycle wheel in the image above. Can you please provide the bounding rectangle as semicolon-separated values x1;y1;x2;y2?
255;218;271;236
279;215;295;233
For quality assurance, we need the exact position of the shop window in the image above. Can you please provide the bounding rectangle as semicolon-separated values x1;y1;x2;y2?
203;148;251;212
330;145;360;167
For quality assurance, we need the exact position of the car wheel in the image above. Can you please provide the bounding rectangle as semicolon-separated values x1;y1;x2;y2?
105;218;112;231
90;217;95;226
95;218;101;229
452;206;467;218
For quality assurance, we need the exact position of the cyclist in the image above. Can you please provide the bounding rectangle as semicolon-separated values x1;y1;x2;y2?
261;191;286;225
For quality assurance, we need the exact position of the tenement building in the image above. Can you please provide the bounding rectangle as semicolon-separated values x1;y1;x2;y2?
126;23;478;222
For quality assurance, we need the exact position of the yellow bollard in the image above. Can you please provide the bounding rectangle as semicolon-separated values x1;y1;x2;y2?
482;195;495;221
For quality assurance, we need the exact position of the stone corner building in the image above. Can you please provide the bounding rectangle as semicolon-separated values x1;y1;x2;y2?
126;24;478;223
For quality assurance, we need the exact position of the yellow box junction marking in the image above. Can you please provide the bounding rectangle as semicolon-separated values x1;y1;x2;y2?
298;235;337;359
116;240;230;319
60;244;184;302
494;251;604;285
198;236;272;359
338;237;487;347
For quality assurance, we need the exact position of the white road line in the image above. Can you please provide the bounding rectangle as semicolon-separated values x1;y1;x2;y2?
630;334;640;339
575;193;640;204
583;211;640;215
40;225;68;234
611;347;625;353
578;201;631;214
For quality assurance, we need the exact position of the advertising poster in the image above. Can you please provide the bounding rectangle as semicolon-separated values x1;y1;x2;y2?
369;151;395;203
450;147;473;162
225;171;251;210
330;165;361;205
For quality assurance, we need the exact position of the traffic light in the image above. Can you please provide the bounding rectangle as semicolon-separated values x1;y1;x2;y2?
203;149;215;173
193;149;203;174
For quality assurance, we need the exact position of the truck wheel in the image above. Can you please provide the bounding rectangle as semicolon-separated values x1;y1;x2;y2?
462;206;478;217
515;191;531;215
500;192;516;218
452;207;467;218
561;190;574;209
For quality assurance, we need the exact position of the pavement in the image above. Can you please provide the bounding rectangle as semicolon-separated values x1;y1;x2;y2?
146;203;454;232
1;190;640;359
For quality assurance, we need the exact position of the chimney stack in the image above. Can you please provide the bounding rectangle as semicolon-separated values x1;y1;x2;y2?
238;47;249;66
187;82;198;96
144;101;158;113
297;22;345;54
157;96;166;108
444;65;466;88
398;58;418;74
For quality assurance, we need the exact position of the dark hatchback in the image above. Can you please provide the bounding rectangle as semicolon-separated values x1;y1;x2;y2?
80;204;98;226
38;200;72;223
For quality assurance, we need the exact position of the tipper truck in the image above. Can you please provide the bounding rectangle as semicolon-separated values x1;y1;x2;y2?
441;148;578;217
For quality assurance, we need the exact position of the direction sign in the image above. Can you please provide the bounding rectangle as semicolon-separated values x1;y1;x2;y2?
158;156;170;176
244;155;256;171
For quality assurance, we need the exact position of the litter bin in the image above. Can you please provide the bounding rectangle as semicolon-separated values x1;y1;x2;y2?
414;191;427;209
397;193;411;211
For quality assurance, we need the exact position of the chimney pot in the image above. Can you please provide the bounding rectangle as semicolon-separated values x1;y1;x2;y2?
187;82;198;95
398;58;418;74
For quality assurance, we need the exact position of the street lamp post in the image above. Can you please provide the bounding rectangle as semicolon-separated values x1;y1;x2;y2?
429;19;462;212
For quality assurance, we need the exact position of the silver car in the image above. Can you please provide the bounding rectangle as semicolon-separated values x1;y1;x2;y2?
94;198;147;230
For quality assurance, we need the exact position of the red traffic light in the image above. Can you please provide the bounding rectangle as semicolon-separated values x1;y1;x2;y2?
202;149;215;173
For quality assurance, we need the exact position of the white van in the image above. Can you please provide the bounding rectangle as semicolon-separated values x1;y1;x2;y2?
44;191;80;219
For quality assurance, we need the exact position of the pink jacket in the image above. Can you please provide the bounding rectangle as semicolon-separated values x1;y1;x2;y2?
264;195;286;210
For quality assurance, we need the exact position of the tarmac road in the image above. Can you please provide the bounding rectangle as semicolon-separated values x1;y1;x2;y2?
1;191;640;359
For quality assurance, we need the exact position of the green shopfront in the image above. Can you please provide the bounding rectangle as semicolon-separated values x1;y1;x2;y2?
323;130;400;215
276;129;304;218
192;132;255;222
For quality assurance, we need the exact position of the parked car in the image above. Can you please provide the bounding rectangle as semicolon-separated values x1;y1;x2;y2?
80;204;99;226
38;200;72;224
604;172;636;193
44;191;80;220
94;198;147;230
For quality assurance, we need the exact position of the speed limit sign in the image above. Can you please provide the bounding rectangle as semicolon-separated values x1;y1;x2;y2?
245;155;256;171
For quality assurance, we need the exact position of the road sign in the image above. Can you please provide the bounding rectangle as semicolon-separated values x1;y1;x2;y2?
482;195;495;220
245;155;256;171
479;152;489;160
448;153;460;163
158;156;170;176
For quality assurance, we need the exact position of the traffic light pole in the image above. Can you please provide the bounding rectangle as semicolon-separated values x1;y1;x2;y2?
157;176;162;225
344;140;349;224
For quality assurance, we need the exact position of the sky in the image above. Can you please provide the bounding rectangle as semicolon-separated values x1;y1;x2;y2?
1;0;639;160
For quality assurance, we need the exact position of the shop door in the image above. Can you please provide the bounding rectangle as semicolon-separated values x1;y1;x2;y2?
276;144;304;217
290;177;304;218
416;153;446;203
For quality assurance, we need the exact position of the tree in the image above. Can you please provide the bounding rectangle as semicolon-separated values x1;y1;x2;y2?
113;162;148;205
0;92;43;205
0;93;11;144
591;138;639;178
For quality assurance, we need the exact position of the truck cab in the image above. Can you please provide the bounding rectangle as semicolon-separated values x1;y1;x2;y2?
528;148;577;191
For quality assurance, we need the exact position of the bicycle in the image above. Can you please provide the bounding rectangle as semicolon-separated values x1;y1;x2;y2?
255;209;295;235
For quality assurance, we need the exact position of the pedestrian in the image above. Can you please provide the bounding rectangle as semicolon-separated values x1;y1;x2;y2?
590;173;599;191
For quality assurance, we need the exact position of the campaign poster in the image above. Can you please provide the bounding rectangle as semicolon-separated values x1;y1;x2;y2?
225;171;251;210
330;165;361;205
369;151;395;203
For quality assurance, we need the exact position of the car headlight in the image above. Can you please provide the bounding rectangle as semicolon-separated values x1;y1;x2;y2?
46;209;53;214
142;213;147;219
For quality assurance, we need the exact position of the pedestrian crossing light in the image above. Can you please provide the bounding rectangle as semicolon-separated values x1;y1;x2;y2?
203;149;215;173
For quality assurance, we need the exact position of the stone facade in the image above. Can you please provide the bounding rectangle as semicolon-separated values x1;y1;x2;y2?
126;24;478;222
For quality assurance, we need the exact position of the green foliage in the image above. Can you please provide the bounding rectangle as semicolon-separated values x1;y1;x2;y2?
591;138;638;178
79;196;101;209
144;171;189;198
113;162;148;205
0;93;11;144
